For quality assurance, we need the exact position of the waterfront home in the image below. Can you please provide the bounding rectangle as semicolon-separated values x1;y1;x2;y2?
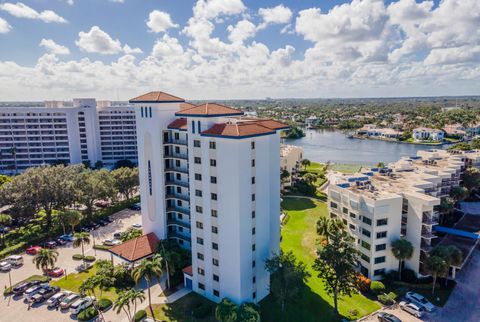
305;115;319;128
356;125;401;139
412;127;444;142
443;124;466;138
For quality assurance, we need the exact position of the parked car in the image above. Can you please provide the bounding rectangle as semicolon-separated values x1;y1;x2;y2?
103;239;121;246
13;280;41;296
47;291;71;308
59;234;75;242
400;301;424;318
7;255;24;266
43;241;57;249
405;291;435;312
104;216;113;223
129;203;141;210
24;284;49;301
132;223;142;229
26;245;42;255
60;293;80;309
98;219;109;226
95;200;110;208
377;312;402;322
113;232;122;239
30;286;60;303
47;267;65;277
0;261;12;271
70;297;94;315
56;238;67;246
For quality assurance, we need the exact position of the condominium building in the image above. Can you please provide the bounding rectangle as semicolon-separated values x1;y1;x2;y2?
280;144;303;187
327;149;479;280
131;91;288;304
0;99;137;173
412;127;445;142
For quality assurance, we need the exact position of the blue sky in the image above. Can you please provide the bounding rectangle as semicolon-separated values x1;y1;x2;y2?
0;0;478;100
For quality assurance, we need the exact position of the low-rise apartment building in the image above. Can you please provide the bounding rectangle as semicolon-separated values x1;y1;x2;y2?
0;99;137;173
412;127;445;142
280;144;303;187
327;149;476;280
131;91;288;304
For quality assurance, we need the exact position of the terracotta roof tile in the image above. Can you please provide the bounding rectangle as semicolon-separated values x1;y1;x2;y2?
182;265;193;276
180;102;196;110
168;118;188;130
129;91;184;103
108;232;159;262
201;122;275;138
176;103;243;117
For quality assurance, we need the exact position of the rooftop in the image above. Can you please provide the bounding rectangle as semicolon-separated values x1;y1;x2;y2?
168;118;188;131
175;102;244;117
201;122;276;138
129;91;185;103
108;232;159;262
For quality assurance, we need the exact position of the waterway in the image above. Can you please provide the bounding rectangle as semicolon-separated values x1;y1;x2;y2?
285;129;446;166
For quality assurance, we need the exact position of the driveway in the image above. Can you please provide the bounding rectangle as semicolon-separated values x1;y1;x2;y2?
424;245;480;322
0;209;141;322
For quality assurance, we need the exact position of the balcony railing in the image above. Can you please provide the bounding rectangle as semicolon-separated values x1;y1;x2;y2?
165;193;190;203
166;205;190;216
165;180;190;188
167;219;190;229
164;138;187;146
164;152;188;160
164;166;189;174
421;229;437;239
168;231;191;242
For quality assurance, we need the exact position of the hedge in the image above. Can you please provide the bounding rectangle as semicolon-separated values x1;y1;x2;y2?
72;254;84;260
93;244;111;251
98;298;112;311
84;255;96;262
0;241;27;260
134;309;147;322
370;281;385;295
378;292;397;305
77;306;99;322
72;254;96;262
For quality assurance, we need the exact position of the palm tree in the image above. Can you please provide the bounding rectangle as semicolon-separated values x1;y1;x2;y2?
424;255;449;294
391;238;414;280
215;298;238;322
303;173;318;185
0;214;11;247
80;276;106;322
73;232;91;265
316;217;344;244
128;289;146;321
301;159;311;171
431;245;463;286
131;255;164;319
157;242;180;290
114;290;133;321
33;249;59;274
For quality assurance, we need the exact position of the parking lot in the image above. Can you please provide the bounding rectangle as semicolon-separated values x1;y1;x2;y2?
362;305;423;322
0;209;141;322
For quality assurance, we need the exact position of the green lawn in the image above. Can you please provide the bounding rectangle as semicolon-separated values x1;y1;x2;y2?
261;197;380;322
149;292;216;322
51;264;119;301
329;163;363;174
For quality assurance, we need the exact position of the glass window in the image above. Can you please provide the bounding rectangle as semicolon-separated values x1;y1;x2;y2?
210;176;217;184
209;141;216;149
374;256;386;264
198;283;205;290
212;242;218;250
252;211;255;218
195;173;202;180
197;253;204;260
213;290;219;297
251;141;255;149
361;240;371;250
213;274;219;282
377;218;388;226
212;226;218;234
251;159;255;167
197;268;205;275
197;237;203;245
211;209;218;217
194;140;200;147
362;216;372;226
196;206;203;213
374;269;385;276
196;221;203;229
362;228;371;238
252;194;255;201
376;231;387;239
330;202;338;209
210;159;216;167
195;190;202;197
361;253;370;263
194;157;201;164
251;177;255;184
375;244;386;251
212;258;219;266
211;193;217;201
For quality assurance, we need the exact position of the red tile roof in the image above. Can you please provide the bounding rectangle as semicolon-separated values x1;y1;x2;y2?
168;118;188;130
201;122;276;138
129;91;184;103
176;103;243;117
253;119;290;130
182;265;193;276
180;102;196;110
108;233;159;262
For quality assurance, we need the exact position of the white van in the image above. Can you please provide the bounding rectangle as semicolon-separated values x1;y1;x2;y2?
7;255;24;266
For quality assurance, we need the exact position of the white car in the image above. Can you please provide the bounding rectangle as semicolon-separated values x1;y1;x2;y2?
23;284;48;301
47;290;71;306
0;261;12;271
400;301;424;318
103;239;121;246
132;223;142;229
405;291;435;312
7;255;24;266
70;296;94;315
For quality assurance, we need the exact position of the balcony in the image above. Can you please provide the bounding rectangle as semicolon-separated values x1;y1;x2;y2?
164;138;187;146
420;243;433;252
166;205;190;216
165;193;190;203
165;179;190;188
421;228;437;239
164;151;188;160
168;231;191;242
167;219;190;229
164;166;189;174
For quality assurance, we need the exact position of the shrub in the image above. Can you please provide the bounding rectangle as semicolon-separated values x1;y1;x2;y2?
384;270;398;282
370;281;385;295
0;241;27;260
77;306;98;321
377;292;397;305
356;274;371;292
84;255;96;262
72;254;84;260
134;310;146;322
401;268;417;283
97;298;112;311
93;244;111;251
192;302;212;318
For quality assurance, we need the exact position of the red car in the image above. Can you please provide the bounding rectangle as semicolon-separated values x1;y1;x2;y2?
47;267;65;277
26;246;42;255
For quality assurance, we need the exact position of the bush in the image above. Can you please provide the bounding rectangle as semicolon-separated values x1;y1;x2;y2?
97;298;112;311
77;306;98;321
417;275;433;284
93;244;111;251
0;241;27;260
72;254;84;260
377;292;397;305
384;270;398;282
370;281;385;295
356;274;371;292
401;268;417;283
192;302;212;318
134;310;146;322
84;255;96;262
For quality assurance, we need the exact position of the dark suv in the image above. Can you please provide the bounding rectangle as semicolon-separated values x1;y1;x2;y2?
378;312;402;322
30;286;60;303
13;280;41;296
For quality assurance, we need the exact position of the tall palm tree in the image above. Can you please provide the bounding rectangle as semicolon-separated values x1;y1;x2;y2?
301;159;311;171
131;255;164;319
128;289;145;320
157;242;180;290
33;249;59;274
73;232;91;265
114;290;133;321
215;298;238;322
391;238;414;280
316;217;344;244
0;214;11;247
432;245;463;286
424;255;449;294
80;276;106;322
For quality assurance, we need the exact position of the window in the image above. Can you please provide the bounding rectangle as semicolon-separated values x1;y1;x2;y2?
196;221;203;229
362;216;372;226
140;107;144;118
212;258;219;266
195;190;202;197
252;211;255;218
198;283;205;290
377;218;388;226
197;237;204;245
251;159;255;167
252;244;256;251
361;253;370;263
212;226;218;234
213;274;219;282
147;160;152;195
361;240;371;250
197;253;204;260
252;194;255;201
209;141;216;149
195;173;202;181
252;292;256;299
149;107;152;118
374;269;385;276
211;193;217;200
175;146;180;153
376;231;387;239
211;209;218;217
251;141;255;149
194;157;201;164
212;242;218;250
192;121;195;134
194;140;200;147
210;176;217;184
174;133;179;140
196;206;203;213
251;177;255;184
362;228;371;237
330;202;338;209
252;276;256;284
210;159;216;167
252;260;256;267
350;212;356;219
197;268;205;275
343;207;348;214
252;227;255;235
375;244;386;251
197;121;201;132
213;290;219;297
374;256;386;264
349;224;355;230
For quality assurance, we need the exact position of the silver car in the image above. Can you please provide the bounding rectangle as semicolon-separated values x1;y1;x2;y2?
400;301;424;318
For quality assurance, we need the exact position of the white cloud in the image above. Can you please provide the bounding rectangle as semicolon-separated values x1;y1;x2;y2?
152;34;184;57
0;2;67;23
76;26;142;55
39;39;70;55
146;10;179;33
227;19;256;43
0;17;12;33
123;44;143;55
258;4;292;29
192;0;245;20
